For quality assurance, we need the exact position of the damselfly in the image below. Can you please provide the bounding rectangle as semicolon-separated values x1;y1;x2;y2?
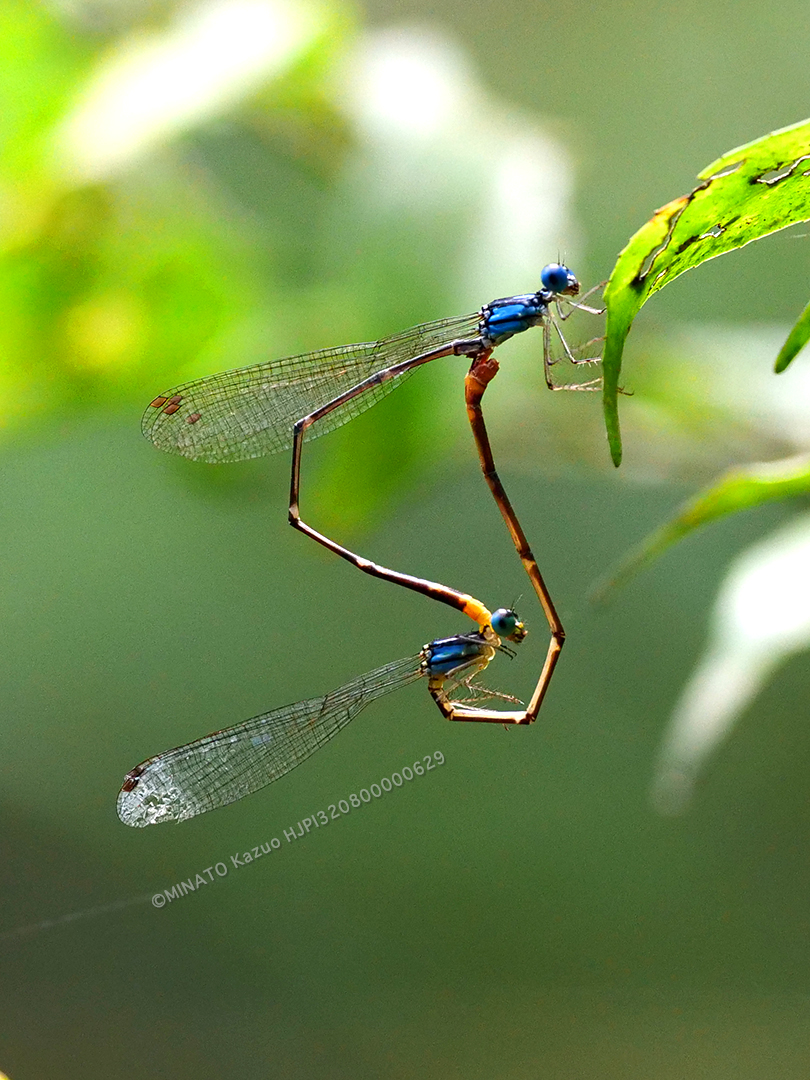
143;264;603;711
118;608;529;826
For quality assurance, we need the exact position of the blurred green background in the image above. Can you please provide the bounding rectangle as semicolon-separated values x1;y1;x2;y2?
3;1;810;1077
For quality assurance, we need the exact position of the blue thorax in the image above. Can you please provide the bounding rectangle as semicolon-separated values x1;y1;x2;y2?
480;291;553;346
425;634;492;677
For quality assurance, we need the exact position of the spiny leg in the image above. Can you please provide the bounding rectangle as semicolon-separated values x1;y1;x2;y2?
549;311;602;367
544;316;602;392
428;673;533;724
456;672;522;705
556;279;607;320
546;377;603;393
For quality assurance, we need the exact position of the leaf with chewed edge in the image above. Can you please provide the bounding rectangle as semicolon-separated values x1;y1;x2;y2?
603;117;810;465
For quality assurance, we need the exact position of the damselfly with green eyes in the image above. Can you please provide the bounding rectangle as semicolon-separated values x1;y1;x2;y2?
118;607;530;826
143;264;604;712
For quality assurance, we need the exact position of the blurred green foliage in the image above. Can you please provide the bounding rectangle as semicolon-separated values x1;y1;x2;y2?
594;453;810;600
1;0;345;423
775;292;810;372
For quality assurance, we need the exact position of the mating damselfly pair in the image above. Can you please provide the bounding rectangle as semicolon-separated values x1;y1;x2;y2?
118;264;604;826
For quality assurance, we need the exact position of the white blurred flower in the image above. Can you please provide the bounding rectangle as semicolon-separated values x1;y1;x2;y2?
338;26;575;300
54;0;323;181
653;511;810;814
672;323;810;450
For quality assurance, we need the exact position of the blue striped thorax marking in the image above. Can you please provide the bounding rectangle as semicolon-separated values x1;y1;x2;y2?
424;633;495;678
479;292;553;346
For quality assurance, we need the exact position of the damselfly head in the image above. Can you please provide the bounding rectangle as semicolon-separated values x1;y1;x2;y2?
540;262;579;297
490;607;527;644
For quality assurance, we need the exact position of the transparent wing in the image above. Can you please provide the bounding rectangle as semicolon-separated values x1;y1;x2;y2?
143;313;481;463
117;654;426;826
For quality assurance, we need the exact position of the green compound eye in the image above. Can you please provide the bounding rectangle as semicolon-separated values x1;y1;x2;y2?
490;608;518;638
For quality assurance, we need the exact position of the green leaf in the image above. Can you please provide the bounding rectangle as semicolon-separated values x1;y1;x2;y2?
602;117;810;466
774;296;810;372
592;453;810;601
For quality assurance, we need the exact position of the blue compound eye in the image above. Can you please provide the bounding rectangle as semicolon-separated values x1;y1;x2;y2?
490;608;518;638
540;263;574;294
